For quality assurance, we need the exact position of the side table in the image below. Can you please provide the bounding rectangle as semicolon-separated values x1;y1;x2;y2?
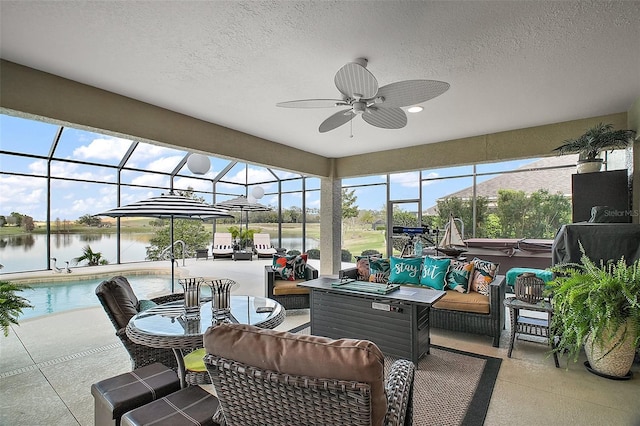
233;251;253;261
504;297;559;368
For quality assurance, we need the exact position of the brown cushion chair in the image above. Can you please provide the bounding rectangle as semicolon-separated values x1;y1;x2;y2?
203;323;415;426
96;276;210;385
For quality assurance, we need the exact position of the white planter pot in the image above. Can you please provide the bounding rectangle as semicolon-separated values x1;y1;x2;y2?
576;159;603;174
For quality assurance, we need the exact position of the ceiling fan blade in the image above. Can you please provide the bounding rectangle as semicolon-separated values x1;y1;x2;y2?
362;107;407;129
334;62;378;100
319;109;355;133
276;99;346;108
376;80;450;108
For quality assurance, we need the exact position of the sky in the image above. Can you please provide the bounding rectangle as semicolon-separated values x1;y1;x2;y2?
0;113;537;221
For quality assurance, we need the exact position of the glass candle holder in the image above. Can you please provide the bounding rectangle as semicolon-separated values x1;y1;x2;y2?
207;278;236;323
179;277;203;319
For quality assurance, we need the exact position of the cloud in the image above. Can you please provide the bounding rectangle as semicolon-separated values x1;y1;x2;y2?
0;175;47;219
73;137;133;160
248;168;277;184
390;171;421;188
421;172;439;186
130;173;170;188
174;176;212;193
225;167;247;184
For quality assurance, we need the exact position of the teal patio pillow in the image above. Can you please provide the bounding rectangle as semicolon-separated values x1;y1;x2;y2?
420;256;451;290
137;299;158;312
388;257;422;285
368;258;391;283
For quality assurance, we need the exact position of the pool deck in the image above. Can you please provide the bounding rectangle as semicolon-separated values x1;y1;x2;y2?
0;257;317;425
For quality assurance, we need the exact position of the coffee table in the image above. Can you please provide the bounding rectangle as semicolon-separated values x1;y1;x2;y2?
299;277;445;364
126;295;284;387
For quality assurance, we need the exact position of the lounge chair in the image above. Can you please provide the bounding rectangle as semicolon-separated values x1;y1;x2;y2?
252;233;277;258
211;232;234;259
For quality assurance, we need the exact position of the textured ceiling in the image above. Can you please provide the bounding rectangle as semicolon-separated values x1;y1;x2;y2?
1;1;639;158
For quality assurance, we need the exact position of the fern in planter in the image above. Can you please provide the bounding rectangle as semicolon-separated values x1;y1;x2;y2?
0;281;33;337
547;244;640;368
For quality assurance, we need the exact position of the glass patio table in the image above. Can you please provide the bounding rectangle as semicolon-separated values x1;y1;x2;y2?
126;295;285;387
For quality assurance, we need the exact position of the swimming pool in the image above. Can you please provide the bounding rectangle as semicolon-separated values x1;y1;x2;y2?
18;275;192;320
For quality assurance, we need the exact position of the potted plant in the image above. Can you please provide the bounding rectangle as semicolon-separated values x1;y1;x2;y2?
0;280;33;337
227;226;261;250
548;244;640;378
552;122;636;173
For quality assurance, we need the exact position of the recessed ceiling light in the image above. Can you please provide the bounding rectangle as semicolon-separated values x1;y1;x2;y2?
407;106;423;113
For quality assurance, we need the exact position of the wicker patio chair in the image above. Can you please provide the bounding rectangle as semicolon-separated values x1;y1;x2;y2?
265;261;318;309
96;276;211;385
203;323;415;426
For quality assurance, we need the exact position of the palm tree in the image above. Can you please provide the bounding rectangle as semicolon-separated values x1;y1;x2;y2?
0;281;33;337
72;245;109;266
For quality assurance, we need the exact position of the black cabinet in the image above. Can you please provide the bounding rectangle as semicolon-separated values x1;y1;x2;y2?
571;170;631;223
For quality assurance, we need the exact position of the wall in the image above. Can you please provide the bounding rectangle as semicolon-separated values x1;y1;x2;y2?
335;113;628;178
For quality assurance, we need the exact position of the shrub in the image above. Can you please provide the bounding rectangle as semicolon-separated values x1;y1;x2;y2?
0;281;33;337
287;249;301;256
361;249;382;257
302;249;353;261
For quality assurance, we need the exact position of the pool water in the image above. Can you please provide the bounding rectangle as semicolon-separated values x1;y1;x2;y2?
18;275;204;320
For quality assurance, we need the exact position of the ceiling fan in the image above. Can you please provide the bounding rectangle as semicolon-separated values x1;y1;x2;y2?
276;58;450;133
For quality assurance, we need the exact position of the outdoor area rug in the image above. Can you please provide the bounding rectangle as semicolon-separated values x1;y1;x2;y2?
288;323;501;426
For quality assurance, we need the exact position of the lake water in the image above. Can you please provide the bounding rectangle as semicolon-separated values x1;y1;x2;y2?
0;233;318;274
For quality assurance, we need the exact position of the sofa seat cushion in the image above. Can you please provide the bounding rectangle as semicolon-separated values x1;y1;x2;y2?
273;279;310;296
432;289;490;314
204;323;387;426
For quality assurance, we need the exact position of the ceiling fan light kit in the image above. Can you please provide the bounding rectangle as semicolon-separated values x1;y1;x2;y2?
277;58;449;133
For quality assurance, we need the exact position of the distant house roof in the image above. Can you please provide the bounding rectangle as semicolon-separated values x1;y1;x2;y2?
425;156;575;214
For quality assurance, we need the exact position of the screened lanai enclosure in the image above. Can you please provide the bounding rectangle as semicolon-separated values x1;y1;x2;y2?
0;113;321;273
0;112;632;274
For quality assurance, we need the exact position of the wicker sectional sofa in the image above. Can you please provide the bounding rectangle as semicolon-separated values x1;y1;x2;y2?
339;267;506;347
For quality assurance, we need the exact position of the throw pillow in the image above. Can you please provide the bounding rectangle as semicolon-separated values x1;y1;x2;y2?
137;299;157;312
419;257;451;290
273;254;297;281
294;253;308;279
469;258;499;296
445;260;474;293
368;258;391;284
355;256;371;281
388;257;422;285
273;254;308;280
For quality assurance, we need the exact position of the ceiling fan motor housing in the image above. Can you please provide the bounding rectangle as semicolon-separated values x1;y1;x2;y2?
353;102;367;114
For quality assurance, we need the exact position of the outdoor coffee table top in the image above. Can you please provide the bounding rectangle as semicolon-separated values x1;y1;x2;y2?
126;295;284;349
300;277;446;306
